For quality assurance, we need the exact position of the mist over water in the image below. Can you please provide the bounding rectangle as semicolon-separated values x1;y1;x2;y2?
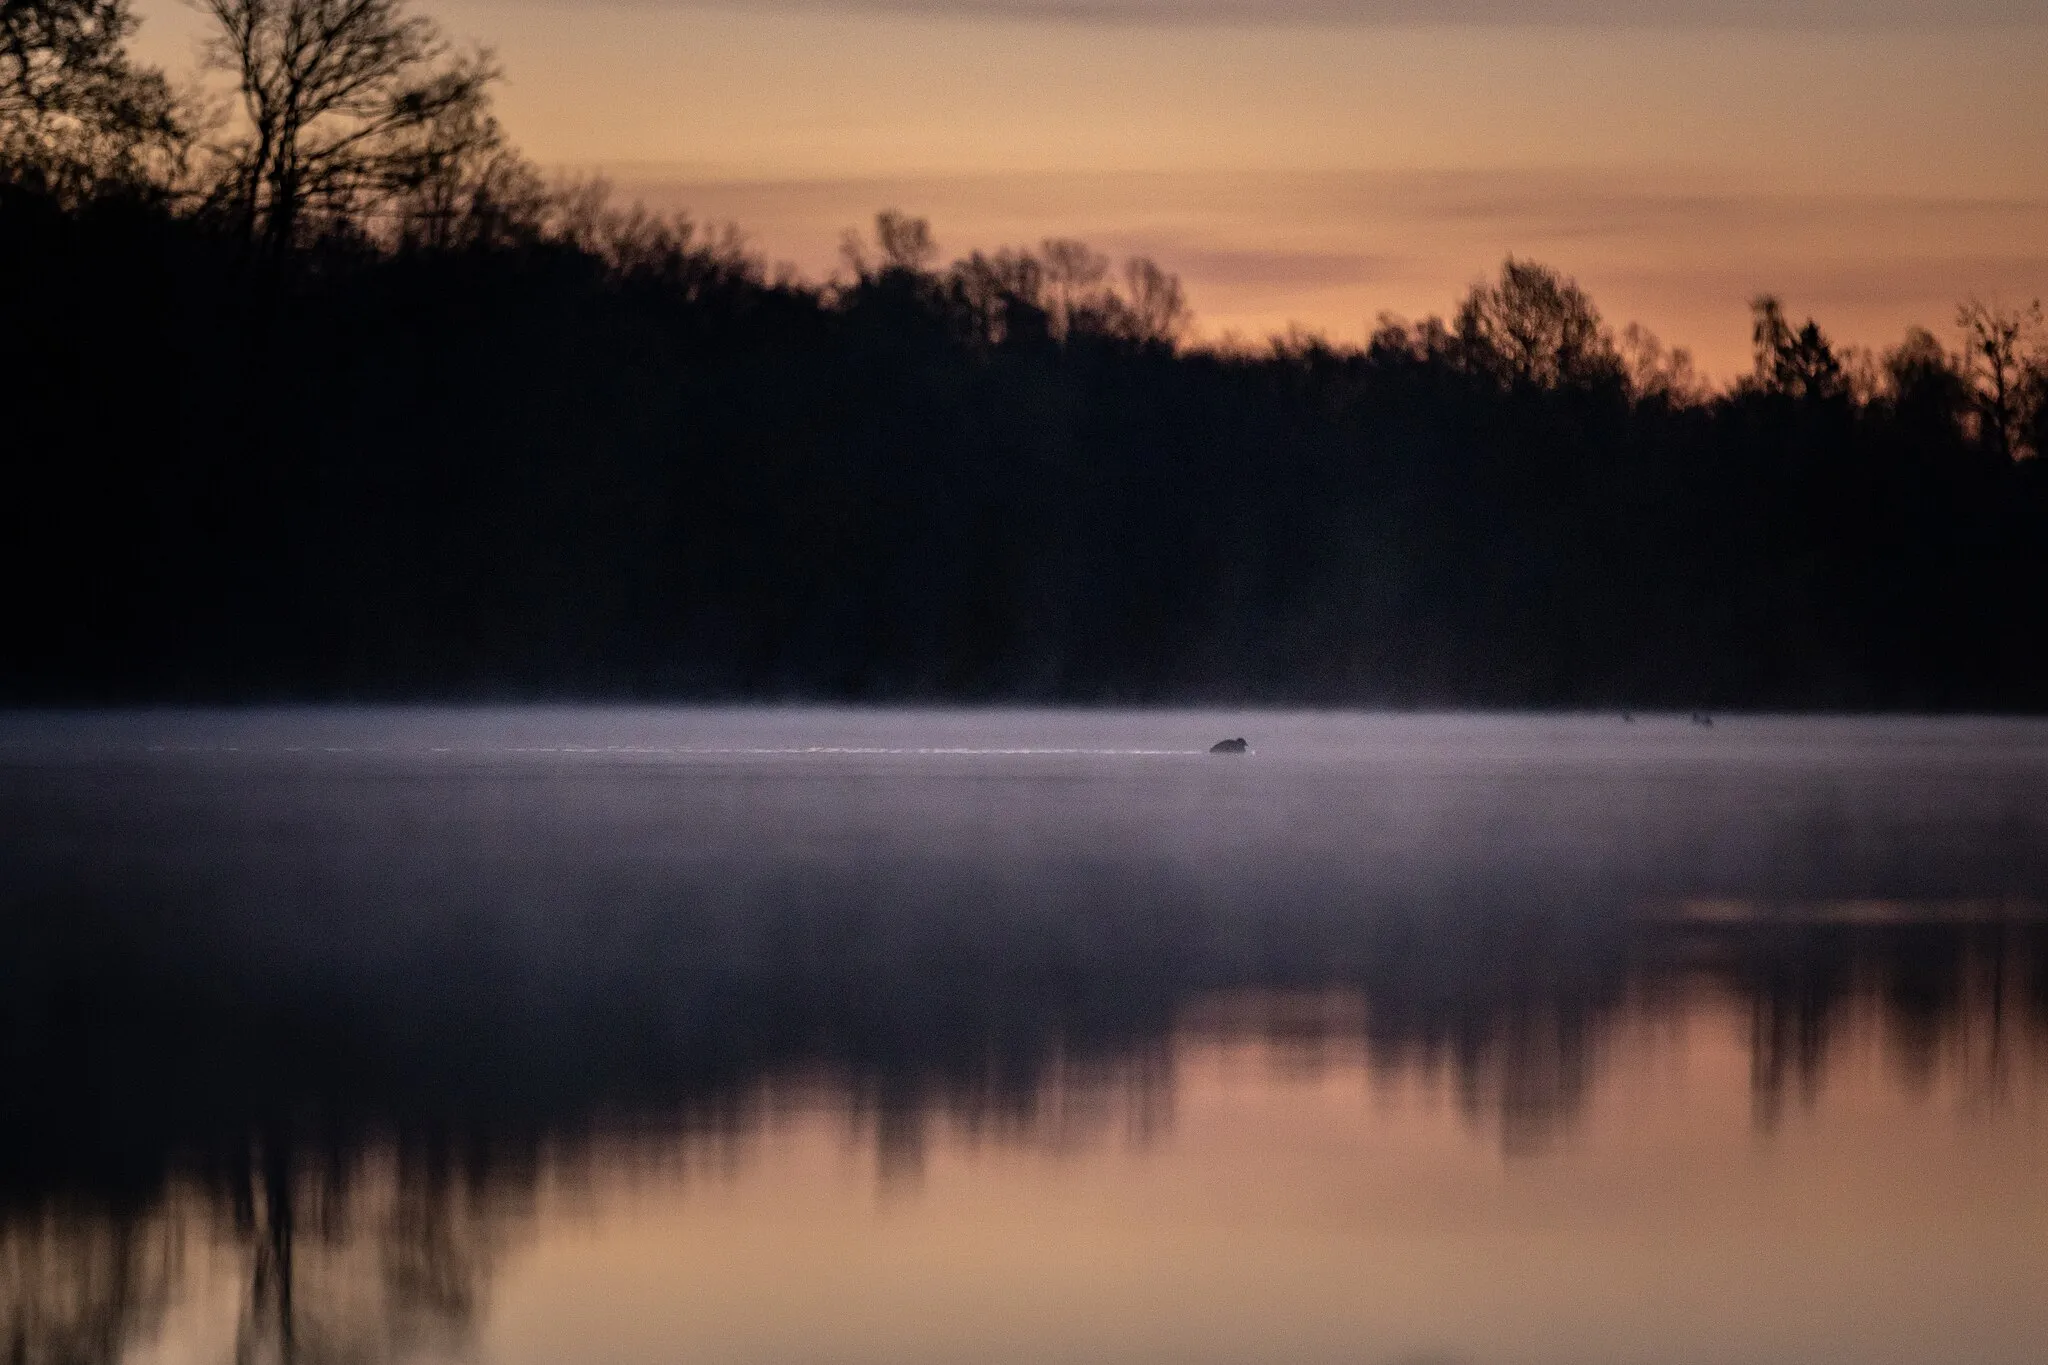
6;709;2048;1365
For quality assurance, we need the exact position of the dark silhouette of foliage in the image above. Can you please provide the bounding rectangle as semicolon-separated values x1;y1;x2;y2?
1456;256;1622;390
0;0;181;197
1958;298;2046;462
1750;294;1848;402
4;0;2048;707
198;0;506;251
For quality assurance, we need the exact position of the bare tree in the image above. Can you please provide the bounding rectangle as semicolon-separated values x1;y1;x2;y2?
197;0;502;251
1113;257;1189;347
381;90;544;250
1040;237;1107;339
1456;258;1620;389
1956;298;2044;461
0;0;182;196
948;247;1049;347
840;209;937;281
874;210;935;272
1617;322;1704;406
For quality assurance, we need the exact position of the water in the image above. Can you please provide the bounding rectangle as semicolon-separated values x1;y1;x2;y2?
5;708;2048;1365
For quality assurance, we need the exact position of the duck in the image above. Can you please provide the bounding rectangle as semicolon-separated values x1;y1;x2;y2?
1209;737;1250;754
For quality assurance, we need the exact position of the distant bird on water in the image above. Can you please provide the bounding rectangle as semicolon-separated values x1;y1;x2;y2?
1690;711;1714;728
1210;737;1250;754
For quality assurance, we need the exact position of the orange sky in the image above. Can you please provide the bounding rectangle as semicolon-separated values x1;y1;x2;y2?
130;2;2048;376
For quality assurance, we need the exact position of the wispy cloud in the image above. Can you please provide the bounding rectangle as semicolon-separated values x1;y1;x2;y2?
593;167;2048;375
641;0;2045;29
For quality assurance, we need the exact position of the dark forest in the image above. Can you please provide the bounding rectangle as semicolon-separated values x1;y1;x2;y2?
6;0;2047;707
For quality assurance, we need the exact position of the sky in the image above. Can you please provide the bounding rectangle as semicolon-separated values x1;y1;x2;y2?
130;0;2048;376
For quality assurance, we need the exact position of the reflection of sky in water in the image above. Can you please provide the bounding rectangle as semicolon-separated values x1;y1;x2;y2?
20;968;2048;1365
5;711;2048;1364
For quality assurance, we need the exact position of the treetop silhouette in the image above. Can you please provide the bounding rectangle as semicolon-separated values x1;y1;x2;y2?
4;0;2047;705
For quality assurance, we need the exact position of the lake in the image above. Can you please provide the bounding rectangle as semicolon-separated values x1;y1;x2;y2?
4;708;2048;1365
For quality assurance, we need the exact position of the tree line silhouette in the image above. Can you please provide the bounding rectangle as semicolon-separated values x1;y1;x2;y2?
6;0;2048;705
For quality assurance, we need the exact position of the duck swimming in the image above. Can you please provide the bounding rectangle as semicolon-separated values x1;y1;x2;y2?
1209;737;1249;754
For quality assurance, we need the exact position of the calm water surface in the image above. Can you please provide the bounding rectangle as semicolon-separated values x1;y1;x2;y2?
5;709;2048;1365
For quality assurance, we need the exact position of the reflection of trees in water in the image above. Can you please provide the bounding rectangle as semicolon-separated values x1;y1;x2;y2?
1184;988;1612;1157
1181;919;1633;1156
0;1138;531;1365
1713;920;2048;1128
214;1135;529;1365
1353;919;1629;1157
1179;917;2048;1154
855;1043;1179;1181
0;1201;178;1365
6;901;2048;1361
